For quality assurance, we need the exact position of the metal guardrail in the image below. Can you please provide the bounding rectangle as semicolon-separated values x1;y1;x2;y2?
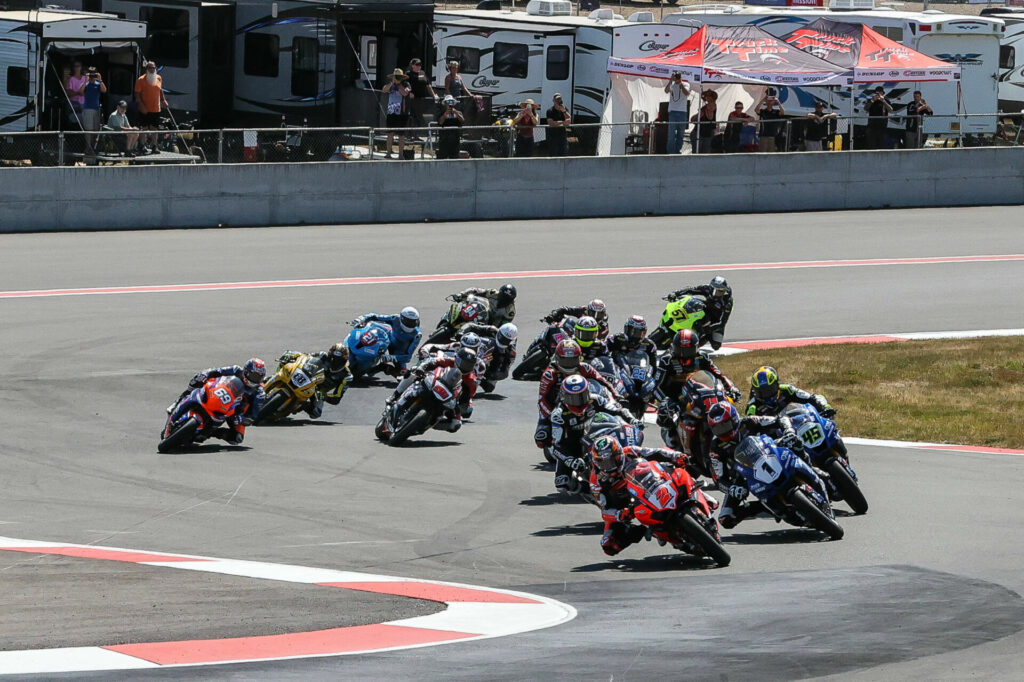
0;113;1020;167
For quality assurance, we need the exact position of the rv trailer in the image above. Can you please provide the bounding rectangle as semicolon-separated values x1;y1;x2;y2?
664;2;1004;134
982;8;1024;113
0;8;145;132
433;2;696;151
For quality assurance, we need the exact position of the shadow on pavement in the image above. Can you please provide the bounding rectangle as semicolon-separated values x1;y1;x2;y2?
394;439;462;449
160;444;251;455
532;521;604;537
254;420;341;427
572;552;720;573
519;493;591;507
724;528;832;545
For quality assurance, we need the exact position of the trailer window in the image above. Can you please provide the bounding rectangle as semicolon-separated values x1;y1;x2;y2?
494;42;528;79
6;66;29;97
140;7;190;68
1000;45;1015;70
546;45;570;80
291;37;319;97
445;46;480;75
871;26;904;43
244;33;280;78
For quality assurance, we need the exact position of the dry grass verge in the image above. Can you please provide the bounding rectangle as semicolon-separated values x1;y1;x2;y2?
715;337;1024;449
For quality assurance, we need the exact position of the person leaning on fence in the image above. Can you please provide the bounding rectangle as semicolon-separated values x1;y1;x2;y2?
135;61;168;154
756;90;785;153
382;68;412;159
664;72;690;155
514;99;538;158
865;86;892;150
724;102;756;153
437;95;464;160
81;67;107;152
904;90;933;149
804;101;836;152
545;93;572;157
107;100;139;157
691;90;718;154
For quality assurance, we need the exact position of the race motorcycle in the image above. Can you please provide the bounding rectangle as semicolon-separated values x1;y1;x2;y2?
159;375;248;453
622;456;731;567
649;294;710;350
375;365;464;446
784;403;868;515
424;295;490;345
588;353;627;399
615;348;657;419
667;369;735;481
255;353;326;423
512;316;577;381
346;321;395;379
732;434;844;541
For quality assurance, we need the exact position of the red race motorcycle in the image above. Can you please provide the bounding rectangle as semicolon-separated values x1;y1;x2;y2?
159;375;247;453
623;457;731;567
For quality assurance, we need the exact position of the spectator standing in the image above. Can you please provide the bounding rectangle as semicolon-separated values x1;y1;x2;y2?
865;86;893;149
407;58;437;129
445;61;474;100
663;72;690;154
436;95;464;159
756;89;785;152
904;90;933;149
804;101;836;152
513;98;538;157
381;68;411;159
691;90;717;154
545;93;571;157
64;62;87;126
108;100;139;156
724;101;756;153
134;61;168;154
81;67;107;151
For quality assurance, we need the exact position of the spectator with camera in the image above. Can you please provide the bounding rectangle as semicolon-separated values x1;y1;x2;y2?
865;86;893;149
904;90;933;149
756;89;786;152
107;100;140;157
81;67;107;152
513;98;539;157
663;72;690;155
382;68;412;159
691;89;718;154
134;61;168;154
804;101;836;152
545;93;572;157
437;95;464;159
724;101;757;153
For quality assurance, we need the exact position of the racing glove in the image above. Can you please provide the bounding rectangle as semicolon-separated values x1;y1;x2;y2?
728;484;749;501
655;402;678;429
189;372;207;388
820;405;837;419
777;432;804;453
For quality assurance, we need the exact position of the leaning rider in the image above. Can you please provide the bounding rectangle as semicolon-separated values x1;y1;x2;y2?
451;284;517;327
663;275;733;350
172;358;266;444
275;343;351;418
745;366;835;418
352;306;422;374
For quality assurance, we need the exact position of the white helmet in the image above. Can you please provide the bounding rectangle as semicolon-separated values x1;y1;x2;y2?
399;306;420;333
460;332;482;351
497;323;518;349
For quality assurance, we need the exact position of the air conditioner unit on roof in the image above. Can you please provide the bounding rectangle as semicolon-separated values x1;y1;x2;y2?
527;0;573;16
589;8;615;20
627;11;655;23
828;0;876;10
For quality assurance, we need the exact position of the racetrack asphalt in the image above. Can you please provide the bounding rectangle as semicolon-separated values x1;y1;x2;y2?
0;206;1022;680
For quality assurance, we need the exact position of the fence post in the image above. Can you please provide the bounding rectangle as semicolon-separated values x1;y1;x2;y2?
784;119;791;152
368;128;375;160
648;122;655;155
217;129;224;163
57;132;65;166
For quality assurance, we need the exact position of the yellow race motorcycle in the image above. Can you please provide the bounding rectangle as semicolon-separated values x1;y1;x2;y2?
255;352;327;423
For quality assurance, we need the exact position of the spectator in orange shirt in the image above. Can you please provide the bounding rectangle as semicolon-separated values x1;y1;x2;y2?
134;61;168;154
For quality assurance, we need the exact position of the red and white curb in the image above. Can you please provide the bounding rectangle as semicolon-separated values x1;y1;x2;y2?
0;537;576;675
1;253;1021;299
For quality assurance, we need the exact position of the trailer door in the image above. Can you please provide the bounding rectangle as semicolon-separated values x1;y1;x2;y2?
543;35;573;111
918;33;1000;133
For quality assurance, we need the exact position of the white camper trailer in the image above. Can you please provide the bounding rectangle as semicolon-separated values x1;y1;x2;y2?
983;8;1024;113
0;9;145;132
433;3;696;149
664;3;1004;133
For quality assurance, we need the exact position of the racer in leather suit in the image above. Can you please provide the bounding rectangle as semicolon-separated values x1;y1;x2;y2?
452;284;517;327
745;366;835;418
536;339;619;449
274;343;350;419
175;359;266;444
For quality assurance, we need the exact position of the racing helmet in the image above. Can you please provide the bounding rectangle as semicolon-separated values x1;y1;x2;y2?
242;358;266;388
327;343;349;371
709;276;730;300
573;316;600;348
496;323;518;349
399;306;420;333
671;329;700;364
707;402;740;441
586;299;608;325
460;332;482;351
497;283;517;307
591;436;625;475
455;348;477;374
624;314;647;343
561;374;591;416
751;366;780;403
554;339;583;374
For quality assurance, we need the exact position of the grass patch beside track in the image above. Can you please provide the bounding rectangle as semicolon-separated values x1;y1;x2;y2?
715;337;1024;449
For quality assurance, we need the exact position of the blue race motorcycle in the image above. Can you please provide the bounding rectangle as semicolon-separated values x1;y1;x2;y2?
733;434;844;540
345;321;394;379
614;348;656;419
784;403;868;515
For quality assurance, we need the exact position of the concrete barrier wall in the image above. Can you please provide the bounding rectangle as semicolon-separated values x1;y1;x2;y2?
1;147;1021;232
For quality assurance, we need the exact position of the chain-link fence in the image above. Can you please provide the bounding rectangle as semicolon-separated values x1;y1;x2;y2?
1;112;1020;167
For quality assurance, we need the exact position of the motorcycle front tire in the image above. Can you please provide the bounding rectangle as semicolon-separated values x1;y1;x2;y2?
789;488;844;540
389;409;431;447
825;458;868;515
254;391;289;425
424;325;454;346
676;512;731;567
512;347;548;381
158;416;199;453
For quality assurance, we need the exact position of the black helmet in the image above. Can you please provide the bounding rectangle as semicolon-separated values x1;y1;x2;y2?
327;342;349;371
497;283;517;306
455;348;477;374
624;314;647;343
709;276;730;300
671;329;700;363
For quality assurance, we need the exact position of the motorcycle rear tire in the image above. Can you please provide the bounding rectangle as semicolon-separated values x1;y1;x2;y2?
825;459;868;515
512;348;548;381
677;512;731;567
790;489;844;540
389;409;431;447
254;391;288;425
158;416;199;453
